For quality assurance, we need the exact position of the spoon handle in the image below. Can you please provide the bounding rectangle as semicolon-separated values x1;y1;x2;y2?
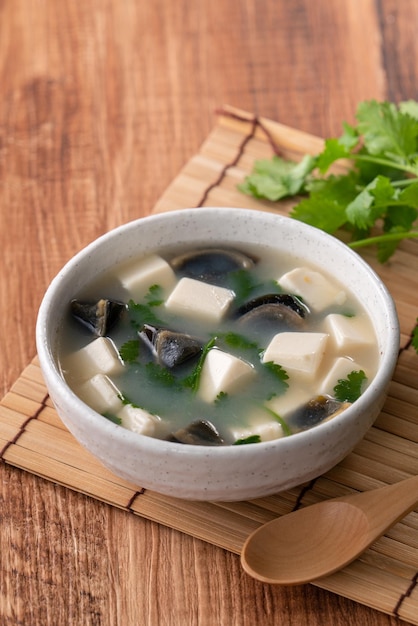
338;473;418;536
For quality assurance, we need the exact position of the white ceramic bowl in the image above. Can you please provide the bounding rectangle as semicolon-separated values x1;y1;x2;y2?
36;208;399;501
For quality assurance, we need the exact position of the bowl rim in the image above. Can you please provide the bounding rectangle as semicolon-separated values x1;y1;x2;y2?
36;207;400;458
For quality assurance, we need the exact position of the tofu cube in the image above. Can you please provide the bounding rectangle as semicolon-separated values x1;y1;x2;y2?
324;313;374;351
266;384;313;418
319;356;365;396
77;374;124;415
119;254;176;299
231;420;284;443
165;277;235;323
117;405;160;436
64;337;124;383
263;332;329;380
198;348;255;403
278;267;346;312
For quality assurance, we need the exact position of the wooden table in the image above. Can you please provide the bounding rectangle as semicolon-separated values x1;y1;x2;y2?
1;1;417;624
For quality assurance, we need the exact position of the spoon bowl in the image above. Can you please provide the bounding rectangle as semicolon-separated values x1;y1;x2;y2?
241;474;418;585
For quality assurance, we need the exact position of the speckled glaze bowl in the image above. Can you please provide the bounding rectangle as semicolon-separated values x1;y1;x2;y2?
36;208;400;501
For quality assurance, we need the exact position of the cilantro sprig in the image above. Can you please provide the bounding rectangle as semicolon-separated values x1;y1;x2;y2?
333;370;367;403
127;284;166;330
239;154;316;201
239;99;418;264
182;336;217;393
119;339;140;363
262;361;289;399
233;434;262;445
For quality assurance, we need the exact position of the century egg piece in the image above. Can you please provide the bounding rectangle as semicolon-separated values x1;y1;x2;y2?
70;298;126;336
170;247;255;286
171;419;225;446
235;293;309;343
292;395;350;431
139;324;202;368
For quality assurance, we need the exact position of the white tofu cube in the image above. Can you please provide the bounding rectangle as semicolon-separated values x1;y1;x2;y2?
263;331;329;380
324;313;374;351
117;405;160;436
198;348;255;403
266;384;313;418
77;374;124;415
119;254;176;299
319;357;365;396
231;420;284;443
278;267;346;312
165;277;235;323
64;337;124;383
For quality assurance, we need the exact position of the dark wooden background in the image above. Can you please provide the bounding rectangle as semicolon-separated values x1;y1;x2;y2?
1;1;417;624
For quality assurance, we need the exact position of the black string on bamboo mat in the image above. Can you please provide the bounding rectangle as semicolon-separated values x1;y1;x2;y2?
0;391;50;461
393;572;418;619
195;109;283;208
126;488;147;511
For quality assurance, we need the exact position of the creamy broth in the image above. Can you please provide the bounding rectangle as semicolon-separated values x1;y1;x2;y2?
58;244;379;445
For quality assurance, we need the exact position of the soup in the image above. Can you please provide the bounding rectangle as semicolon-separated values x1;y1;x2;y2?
58;245;379;445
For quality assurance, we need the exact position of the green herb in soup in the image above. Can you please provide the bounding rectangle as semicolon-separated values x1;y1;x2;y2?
59;246;377;445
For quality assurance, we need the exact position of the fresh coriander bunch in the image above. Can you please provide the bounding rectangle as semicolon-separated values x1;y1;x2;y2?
239;99;418;263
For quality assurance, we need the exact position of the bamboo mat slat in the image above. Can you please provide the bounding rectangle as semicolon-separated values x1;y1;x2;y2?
1;107;418;624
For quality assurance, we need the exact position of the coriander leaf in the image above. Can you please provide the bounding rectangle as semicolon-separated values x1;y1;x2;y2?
348;182;418;259
345;188;376;231
334;370;367;403
238;154;316;201
398;181;418;206
145;284;165;306
369;174;399;203
291;174;357;233
127;299;164;328
345;175;395;230
228;269;260;304
119;339;140;363
316;123;359;173
229;274;283;307
384;203;418;231
145;362;176;387
289;154;319;189
233;434;262;445
217;332;260;366
399;100;418;122
339;121;360;149
317;139;349;174
356;100;418;160
262;361;289;396
219;332;259;351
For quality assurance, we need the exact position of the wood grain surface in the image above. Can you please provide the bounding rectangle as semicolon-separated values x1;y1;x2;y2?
1;1;417;625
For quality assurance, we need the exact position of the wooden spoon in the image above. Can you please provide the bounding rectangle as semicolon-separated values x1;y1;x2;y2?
241;475;418;585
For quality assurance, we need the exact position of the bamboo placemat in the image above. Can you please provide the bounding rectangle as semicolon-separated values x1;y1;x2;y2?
1;106;418;624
